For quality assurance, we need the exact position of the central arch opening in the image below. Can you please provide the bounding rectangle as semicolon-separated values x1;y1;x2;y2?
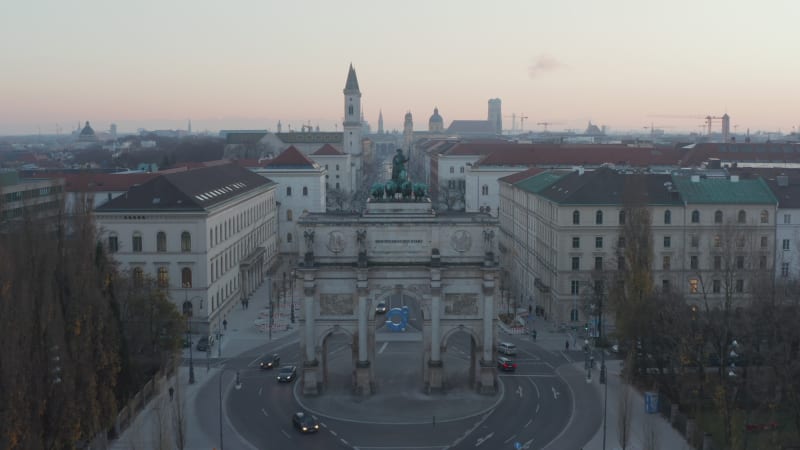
373;290;424;393
321;328;355;393
441;328;478;391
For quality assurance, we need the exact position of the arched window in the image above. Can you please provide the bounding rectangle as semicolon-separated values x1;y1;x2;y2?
737;210;746;223
181;268;192;288
286;210;293;221
157;267;169;288
108;233;119;253
481;185;489;195
595;210;603;225
761;210;769;224
181;231;191;252
132;232;143;252
348;105;353;115
715;210;723;224
287;233;293;243
573;210;580;225
664;210;672;224
286;186;292;196
182;300;193;317
691;210;700;223
156;231;167;252
618;210;626;225
133;267;144;287
302;186;308;196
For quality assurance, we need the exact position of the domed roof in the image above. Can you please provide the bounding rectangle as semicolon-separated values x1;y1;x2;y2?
80;121;95;136
429;107;443;124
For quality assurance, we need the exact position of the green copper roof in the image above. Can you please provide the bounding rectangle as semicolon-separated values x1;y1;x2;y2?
515;171;568;194
671;175;777;204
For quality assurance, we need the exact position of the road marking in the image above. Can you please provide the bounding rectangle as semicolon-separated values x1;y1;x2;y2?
378;342;388;354
281;429;291;439
340;438;349;446
258;387;262;396
330;430;338;437
516;386;523;398
504;434;516;443
261;408;268;417
527;377;540;399
536;404;540;413
524;418;533;428
475;432;494;446
521;438;534;449
552;387;560;399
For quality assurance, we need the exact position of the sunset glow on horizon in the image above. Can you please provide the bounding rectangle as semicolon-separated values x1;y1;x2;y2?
2;0;799;136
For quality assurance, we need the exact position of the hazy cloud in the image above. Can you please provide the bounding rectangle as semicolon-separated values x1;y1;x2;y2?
528;55;566;79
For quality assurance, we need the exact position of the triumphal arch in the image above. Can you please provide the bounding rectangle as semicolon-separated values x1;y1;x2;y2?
296;197;500;396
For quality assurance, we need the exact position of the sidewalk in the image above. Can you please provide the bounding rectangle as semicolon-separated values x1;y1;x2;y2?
109;257;299;450
501;317;691;450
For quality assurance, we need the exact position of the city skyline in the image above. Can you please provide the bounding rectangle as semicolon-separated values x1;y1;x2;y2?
2;0;799;136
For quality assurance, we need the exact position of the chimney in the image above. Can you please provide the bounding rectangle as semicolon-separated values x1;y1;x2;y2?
778;175;789;187
730;175;739;183
574;166;585;176
691;175;700;183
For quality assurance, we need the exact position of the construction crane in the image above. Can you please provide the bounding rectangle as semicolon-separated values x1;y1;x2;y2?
536;121;562;132
518;114;528;132
643;124;673;136
705;115;723;136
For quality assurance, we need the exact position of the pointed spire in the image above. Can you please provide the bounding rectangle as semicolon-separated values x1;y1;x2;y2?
344;63;360;92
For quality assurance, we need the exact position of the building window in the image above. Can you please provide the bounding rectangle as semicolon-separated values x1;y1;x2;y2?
618;210;626;225
715;210;723;224
735;279;744;293
595;237;603;248
286;186;292;196
736;237;745;248
450;167;454;174
571;280;580;295
181;267;192;288
663;255;671;271
664;210;671;224
618;236;626;248
571;257;580;271
663;236;671;248
572;237;580;249
662;280;670;293
133;267;144;287
617;256;625;271
336;182;340;190
782;262;790;277
595;210;603;225
482;185;489;196
181;232;191;252
460;167;465;173
714;235;721;247
336;164;340;171
783;239;790;251
761;236;768;248
594;256;603;271
691;234;699;248
573;210;580;225
287;233;293;243
713;279;721;294
132;232;142;252
302;186;308;196
714;255;722;270
738;210;746;223
761;210;769;224
157;267;169;288
570;309;579;322
684;255;696;271
736;255;744;269
784;214;791;224
287;210;293;221
157;231;167;252
108;234;119;253
691;210;700;223
760;255;767;269
689;278;699;294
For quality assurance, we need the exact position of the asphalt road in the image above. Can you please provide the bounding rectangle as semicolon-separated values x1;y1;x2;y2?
212;329;604;450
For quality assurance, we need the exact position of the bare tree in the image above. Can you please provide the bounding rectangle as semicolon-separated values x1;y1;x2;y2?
436;182;465;211
171;380;187;450
617;383;633;449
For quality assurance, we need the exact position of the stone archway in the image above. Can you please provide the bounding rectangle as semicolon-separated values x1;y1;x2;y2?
317;326;356;393
439;325;483;391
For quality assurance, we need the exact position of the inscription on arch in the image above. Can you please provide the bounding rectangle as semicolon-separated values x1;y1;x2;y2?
444;293;478;315
320;293;354;315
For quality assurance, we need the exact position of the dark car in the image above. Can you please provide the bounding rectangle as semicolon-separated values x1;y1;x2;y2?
497;356;517;372
260;354;280;370
196;336;210;352
375;302;387;314
277;365;297;382
292;412;320;433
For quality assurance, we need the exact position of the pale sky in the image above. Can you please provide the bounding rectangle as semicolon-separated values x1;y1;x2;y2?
2;0;799;136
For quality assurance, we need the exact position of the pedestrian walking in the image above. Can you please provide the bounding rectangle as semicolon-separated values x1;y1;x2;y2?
223;319;228;331
168;386;174;401
565;340;570;351
532;329;537;341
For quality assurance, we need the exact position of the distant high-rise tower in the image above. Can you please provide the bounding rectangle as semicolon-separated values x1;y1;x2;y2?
110;123;117;140
722;113;731;142
188;119;192;134
277;120;282;133
429;107;444;132
378;110;384;134
488;98;502;134
403;111;414;153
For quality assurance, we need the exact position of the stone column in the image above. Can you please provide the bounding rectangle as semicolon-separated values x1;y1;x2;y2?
354;273;372;395
428;269;443;392
301;273;320;396
477;270;497;394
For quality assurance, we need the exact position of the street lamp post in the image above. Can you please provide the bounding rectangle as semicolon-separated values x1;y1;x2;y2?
218;368;241;450
598;293;608;450
290;269;296;323
184;290;195;384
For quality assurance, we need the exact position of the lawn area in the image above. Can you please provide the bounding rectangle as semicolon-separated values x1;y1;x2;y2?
694;407;799;449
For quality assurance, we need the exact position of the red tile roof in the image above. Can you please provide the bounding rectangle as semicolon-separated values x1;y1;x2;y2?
679;143;800;166
498;167;545;184
262;146;317;168
312;144;345;155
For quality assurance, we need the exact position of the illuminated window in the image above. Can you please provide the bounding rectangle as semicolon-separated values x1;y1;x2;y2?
157;267;169;288
689;279;699;294
182;268;192;288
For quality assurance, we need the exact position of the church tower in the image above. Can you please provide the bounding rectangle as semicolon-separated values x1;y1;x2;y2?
343;64;363;190
403;111;414;155
378;110;384;134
